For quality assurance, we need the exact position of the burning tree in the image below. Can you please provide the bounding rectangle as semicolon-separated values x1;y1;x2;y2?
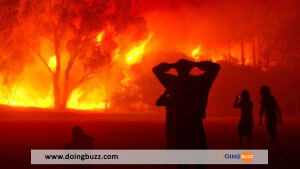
1;0;298;112
0;0;28;105
0;0;148;109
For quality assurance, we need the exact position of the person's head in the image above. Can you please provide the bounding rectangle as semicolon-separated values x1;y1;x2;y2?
175;59;193;77
72;125;83;138
260;86;271;97
241;90;250;101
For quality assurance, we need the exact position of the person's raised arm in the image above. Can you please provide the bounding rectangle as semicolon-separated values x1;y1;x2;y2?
194;61;221;72
194;61;221;83
234;95;241;108
153;63;176;90
156;91;168;107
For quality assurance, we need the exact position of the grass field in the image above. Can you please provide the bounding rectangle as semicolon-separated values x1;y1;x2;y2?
0;107;299;169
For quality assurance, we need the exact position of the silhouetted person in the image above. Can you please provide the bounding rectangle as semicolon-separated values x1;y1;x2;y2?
259;86;283;152
156;90;176;149
234;90;253;148
153;59;220;169
63;126;94;169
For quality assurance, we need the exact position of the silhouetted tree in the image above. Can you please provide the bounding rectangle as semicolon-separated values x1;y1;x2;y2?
12;0;147;109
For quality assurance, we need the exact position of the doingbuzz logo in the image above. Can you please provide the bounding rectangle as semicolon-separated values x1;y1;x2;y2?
222;151;253;163
240;151;253;163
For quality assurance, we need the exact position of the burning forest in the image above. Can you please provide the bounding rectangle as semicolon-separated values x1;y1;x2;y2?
0;0;299;114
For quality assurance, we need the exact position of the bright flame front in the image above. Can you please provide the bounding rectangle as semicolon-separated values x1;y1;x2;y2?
96;31;105;44
126;34;153;65
191;46;201;61
48;56;57;71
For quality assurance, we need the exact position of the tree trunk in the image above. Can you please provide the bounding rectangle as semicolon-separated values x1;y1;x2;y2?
61;54;76;110
241;40;245;66
105;65;111;110
53;32;61;109
252;36;256;67
228;40;231;62
258;36;262;68
61;78;69;110
53;73;61;109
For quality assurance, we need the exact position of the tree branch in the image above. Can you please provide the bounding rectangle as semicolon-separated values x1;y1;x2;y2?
31;47;54;75
69;65;100;91
94;32;119;46
70;73;97;91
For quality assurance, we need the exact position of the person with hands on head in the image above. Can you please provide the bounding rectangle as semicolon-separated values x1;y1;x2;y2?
153;59;220;169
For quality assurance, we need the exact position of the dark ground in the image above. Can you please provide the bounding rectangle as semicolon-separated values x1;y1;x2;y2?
0;108;299;169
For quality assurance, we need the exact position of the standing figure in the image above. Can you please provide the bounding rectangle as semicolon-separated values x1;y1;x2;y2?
153;59;220;169
234;90;253;148
156;90;176;149
259;86;283;152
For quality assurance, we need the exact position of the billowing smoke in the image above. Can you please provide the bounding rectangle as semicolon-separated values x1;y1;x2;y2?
0;0;299;116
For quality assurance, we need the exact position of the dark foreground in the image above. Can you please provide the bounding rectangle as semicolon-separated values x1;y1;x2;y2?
0;108;299;169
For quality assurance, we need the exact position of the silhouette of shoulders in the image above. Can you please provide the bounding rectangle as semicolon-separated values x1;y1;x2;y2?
65;126;94;149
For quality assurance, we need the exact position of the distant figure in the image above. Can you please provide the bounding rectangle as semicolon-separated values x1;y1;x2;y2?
153;59;220;169
65;126;94;149
259;86;283;152
234;90;253;148
63;126;94;169
156;90;176;149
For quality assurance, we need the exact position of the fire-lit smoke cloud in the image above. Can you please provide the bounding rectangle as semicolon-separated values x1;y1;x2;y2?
138;0;299;67
0;0;299;114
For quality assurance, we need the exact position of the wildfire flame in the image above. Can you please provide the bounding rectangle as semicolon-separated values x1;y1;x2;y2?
96;31;105;44
191;46;201;61
67;88;110;110
112;48;120;62
0;80;53;108
0;0;283;113
48;56;57;71
190;46;222;63
126;34;153;65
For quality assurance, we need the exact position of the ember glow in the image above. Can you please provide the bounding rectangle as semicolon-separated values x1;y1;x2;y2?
0;0;298;112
